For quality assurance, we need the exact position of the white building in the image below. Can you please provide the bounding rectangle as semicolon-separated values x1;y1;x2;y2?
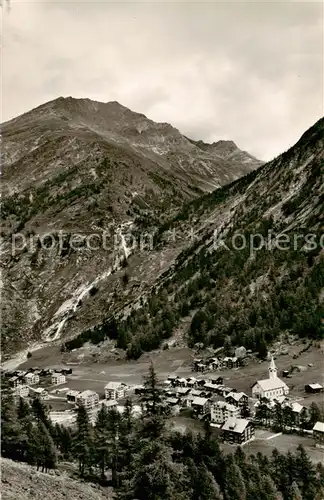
105;382;127;400
31;387;49;400
252;357;289;400
14;385;30;398
211;401;240;424
77;390;99;410
25;372;40;385
51;372;66;385
66;390;81;403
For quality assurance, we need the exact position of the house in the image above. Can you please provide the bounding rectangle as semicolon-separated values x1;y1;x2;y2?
77;390;99;410
252;357;289;400
14;385;30;398
187;377;197;388
191;397;210;415
177;378;187;387
30;387;48;400
225;392;248;408
165;397;180;414
67;390;81;403
9;376;23;388
207;358;219;371
222;417;255;445
313;422;324;448
176;387;190;397
51;372;66;385
25;372;40;385
211;401;240;424
105;382;127;400
305;383;323;394
223;357;239;369
167;375;178;385
101;399;118;410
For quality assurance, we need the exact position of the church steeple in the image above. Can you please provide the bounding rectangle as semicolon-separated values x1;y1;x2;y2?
269;355;277;380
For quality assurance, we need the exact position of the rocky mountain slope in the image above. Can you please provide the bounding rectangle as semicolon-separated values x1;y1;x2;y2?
1;97;261;354
62;117;324;359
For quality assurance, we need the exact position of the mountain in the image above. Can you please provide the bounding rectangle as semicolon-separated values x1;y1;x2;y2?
1;97;262;354
61;117;324;359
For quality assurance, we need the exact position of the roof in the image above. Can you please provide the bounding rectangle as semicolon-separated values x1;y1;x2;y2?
79;390;98;398
226;391;247;402
313;422;324;433
290;402;304;414
105;381;124;390
176;387;189;394
222;417;251;433
52;372;65;377
212;401;238;412
67;390;80;397
252;377;288;392
192;397;209;406
307;383;323;390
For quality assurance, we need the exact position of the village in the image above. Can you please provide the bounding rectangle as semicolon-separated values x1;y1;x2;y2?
2;347;324;459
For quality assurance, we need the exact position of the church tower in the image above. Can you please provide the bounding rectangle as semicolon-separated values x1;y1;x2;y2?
268;356;278;380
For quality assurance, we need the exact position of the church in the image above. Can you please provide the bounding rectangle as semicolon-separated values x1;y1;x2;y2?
252;356;289;400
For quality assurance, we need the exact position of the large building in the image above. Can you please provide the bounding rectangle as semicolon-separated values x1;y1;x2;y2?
211;401;240;424
222;417;255;445
77;390;99;410
252;357;289;400
105;382;127;400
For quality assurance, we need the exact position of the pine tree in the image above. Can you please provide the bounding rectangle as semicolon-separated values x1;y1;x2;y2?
190;461;223;500
73;404;92;476
94;405;111;480
38;421;57;472
140;362;168;440
288;481;303;500
1;392;25;461
223;454;246;500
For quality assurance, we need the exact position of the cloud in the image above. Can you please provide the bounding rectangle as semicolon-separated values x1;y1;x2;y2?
2;0;323;160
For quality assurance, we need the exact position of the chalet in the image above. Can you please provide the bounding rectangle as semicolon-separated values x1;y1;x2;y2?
225;392;248;408
77;390;99;410
191;397;210;415
204;382;219;393
30;387;48;400
196;363;206;373
223;357;239;369
252;357;289;400
207;358;219;370
176;387;190;397
187;377;197;388
9;376;24;389
67;390;81;403
101;399;118;410
105;382;127;400
313;422;324;448
211;377;223;385
14;385;29;398
168;375;178;385
222;417;255;445
177;378;188;387
211;401;240;424
51;372;66;385
165;397;180;414
305;383;323;394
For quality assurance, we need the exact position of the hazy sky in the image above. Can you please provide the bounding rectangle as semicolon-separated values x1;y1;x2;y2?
1;0;323;160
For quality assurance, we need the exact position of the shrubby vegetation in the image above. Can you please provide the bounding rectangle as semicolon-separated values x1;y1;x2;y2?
2;366;324;499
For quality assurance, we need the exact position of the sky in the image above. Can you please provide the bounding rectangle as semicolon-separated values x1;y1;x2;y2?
1;0;323;161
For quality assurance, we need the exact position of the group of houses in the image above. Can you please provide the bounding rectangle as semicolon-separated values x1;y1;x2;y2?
65;381;129;411
4;367;72;400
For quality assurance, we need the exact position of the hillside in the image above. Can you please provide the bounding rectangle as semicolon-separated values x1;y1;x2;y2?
1;458;111;500
1;97;261;354
63;117;324;358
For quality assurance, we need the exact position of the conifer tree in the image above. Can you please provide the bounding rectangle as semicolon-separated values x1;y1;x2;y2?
140;362;168;440
223;454;246;500
73;403;92;476
94;404;111;480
